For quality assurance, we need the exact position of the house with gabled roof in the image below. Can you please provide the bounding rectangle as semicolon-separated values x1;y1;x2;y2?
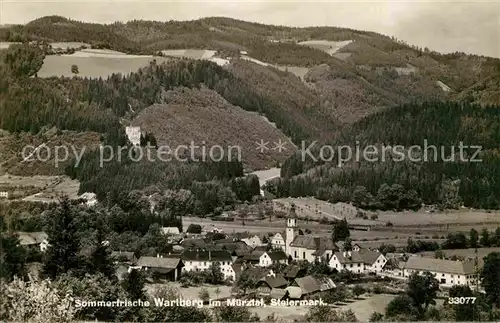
403;256;477;287
286;275;336;299
271;231;286;251
137;256;183;281
181;249;235;280
111;251;137;264
329;250;387;273
17;231;49;252
257;274;288;295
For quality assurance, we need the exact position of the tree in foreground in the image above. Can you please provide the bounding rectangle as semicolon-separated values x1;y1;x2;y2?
406;271;439;318
448;285;476;321
482;252;500;307
305;306;357;322
122;268;146;301
0;277;76;322
89;222;115;280
0;232;27;281
43;197;82;279
212;305;259;322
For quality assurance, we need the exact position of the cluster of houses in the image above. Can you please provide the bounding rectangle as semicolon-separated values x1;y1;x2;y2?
16;205;481;291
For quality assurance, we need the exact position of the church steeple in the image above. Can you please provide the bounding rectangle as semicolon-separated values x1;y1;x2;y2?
285;203;297;255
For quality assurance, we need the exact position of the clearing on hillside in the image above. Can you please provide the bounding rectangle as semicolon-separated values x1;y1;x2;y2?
298;40;353;56
37;51;170;78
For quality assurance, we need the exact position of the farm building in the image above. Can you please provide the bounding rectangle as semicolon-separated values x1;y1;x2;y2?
329;250;387;273
403;256;478;287
287;275;336;299
241;235;265;247
136;256;183;281
283;264;307;281
17;232;49;252
111;251;137;264
257;274;288;295
0;191;8;198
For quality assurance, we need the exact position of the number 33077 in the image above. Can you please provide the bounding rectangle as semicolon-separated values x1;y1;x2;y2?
448;297;476;304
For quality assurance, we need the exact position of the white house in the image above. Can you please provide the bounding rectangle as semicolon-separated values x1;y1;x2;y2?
181;250;235;280
258;250;289;267
403;256;477;287
242;235;264;248
329;250;387;273
125;126;141;146
17;232;49;252
0;191;8;199
271;232;286;250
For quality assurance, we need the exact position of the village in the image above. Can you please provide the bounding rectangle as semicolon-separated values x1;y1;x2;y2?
16;200;491;320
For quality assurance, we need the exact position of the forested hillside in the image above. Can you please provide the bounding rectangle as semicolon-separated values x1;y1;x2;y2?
1;16;499;211
270;101;500;210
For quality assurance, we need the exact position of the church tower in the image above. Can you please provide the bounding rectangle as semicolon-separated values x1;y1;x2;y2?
285;204;297;255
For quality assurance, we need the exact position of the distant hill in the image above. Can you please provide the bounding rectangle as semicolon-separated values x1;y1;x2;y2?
1;16;500;209
132;87;295;171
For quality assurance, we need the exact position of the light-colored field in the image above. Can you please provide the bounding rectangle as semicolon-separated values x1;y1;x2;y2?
0;174;60;188
274;197;500;228
275;65;310;80
338;293;395;322
418;247;500;262
0;41;21;49
241;55;270;67
249;167;281;187
161;49;217;59
38;54;170;78
332;52;352;61
376;209;500;227
298;40;353;56
21;176;80;202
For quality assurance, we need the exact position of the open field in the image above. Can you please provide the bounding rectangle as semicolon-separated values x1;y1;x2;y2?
273;197;500;228
22;176;80;202
249;167;281;187
0;174;80;202
418;247;500;263
146;282;396;321
298;40;353;55
38;52;170;78
161;49;217;59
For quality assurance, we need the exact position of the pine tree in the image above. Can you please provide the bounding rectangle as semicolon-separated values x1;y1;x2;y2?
122;268;146;301
0;232;27;281
43;197;82;279
90;221;115;280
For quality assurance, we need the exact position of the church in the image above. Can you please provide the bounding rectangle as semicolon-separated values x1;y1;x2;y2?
271;204;337;263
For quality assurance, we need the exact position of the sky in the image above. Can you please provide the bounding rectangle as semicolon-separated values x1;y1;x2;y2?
1;0;499;57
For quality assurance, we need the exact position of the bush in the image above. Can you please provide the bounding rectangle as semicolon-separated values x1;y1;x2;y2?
187;224;202;234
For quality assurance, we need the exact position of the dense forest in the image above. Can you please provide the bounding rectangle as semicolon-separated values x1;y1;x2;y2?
1;16;500;212
269;101;500;210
